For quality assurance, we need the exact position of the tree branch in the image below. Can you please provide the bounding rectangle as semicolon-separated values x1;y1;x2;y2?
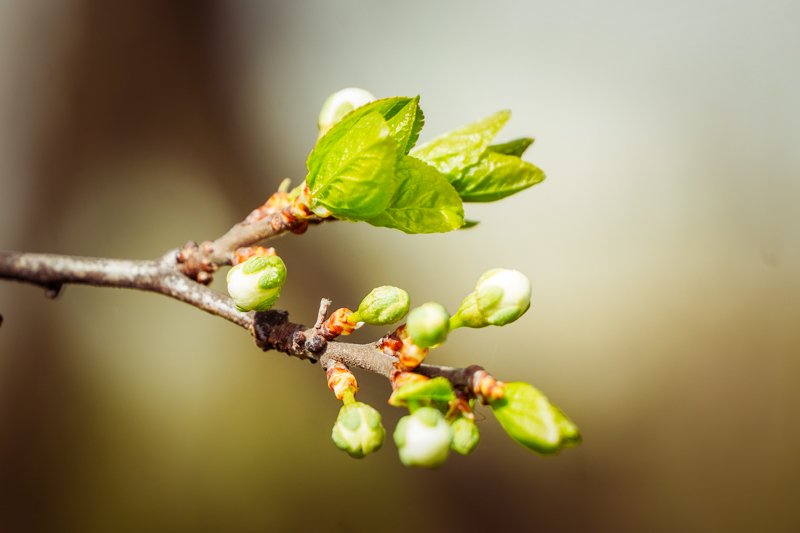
175;205;327;281
0;249;490;396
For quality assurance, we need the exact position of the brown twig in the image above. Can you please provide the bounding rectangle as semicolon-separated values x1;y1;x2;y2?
175;206;327;281
0;250;491;396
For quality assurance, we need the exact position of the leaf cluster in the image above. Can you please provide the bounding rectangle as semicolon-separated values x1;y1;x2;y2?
305;97;544;234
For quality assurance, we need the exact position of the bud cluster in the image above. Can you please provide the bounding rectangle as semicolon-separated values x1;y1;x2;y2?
229;87;577;468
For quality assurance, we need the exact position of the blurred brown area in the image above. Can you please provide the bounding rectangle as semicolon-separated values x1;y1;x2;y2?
1;1;799;532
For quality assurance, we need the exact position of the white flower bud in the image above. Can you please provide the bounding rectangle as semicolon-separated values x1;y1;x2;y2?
393;407;453;468
318;87;377;137
226;255;287;312
451;268;531;328
331;401;385;458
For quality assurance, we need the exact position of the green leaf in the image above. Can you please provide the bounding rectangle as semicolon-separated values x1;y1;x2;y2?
490;382;563;454
489;137;534;157
389;377;456;407
365;156;464;234
308;97;412;177
385;96;425;156
411;110;510;177
460;219;480;229
307;112;397;219
453;152;545;202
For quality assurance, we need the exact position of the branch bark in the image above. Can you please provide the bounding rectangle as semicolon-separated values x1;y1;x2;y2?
0;249;488;395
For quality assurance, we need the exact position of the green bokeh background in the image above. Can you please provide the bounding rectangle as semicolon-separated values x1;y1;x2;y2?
1;1;798;531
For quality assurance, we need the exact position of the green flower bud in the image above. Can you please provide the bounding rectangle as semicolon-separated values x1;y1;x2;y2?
450;416;480;455
551;404;582;447
318;87;376;137
451;268;531;329
331;401;385;459
406;302;450;348
490;382;579;454
393;407;453;468
226;255;287;312
351;285;410;325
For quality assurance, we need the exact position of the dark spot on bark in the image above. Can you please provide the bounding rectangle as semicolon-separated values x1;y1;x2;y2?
305;335;327;354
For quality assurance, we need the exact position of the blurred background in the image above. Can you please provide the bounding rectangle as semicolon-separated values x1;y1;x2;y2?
1;1;798;531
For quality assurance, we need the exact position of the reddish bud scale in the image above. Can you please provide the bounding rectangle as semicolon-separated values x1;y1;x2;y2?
289;185;314;219
327;362;357;400
447;395;474;420
323;308;358;338
232;246;275;266
379;326;429;370
390;370;430;391
175;240;218;283
278;208;309;235
245;192;291;223
378;333;403;356
396;326;429;370
398;342;428;370
284;189;314;234
471;370;505;402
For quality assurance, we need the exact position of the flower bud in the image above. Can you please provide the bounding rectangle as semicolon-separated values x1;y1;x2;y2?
226;255;287;312
450;416;481;455
318;87;377;137
552;404;582;446
490;382;573;454
393;407;453;468
351;286;410;325
451;268;531;328
331;401;385;459
405;302;450;348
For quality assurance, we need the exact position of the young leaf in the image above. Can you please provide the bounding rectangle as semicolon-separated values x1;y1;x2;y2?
488;137;534;157
452;152;545;202
385;96;425;156
308;97;412;178
307;112;397;219
411;110;510;177
366;156;464;234
490;382;563;454
388;377;456;407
